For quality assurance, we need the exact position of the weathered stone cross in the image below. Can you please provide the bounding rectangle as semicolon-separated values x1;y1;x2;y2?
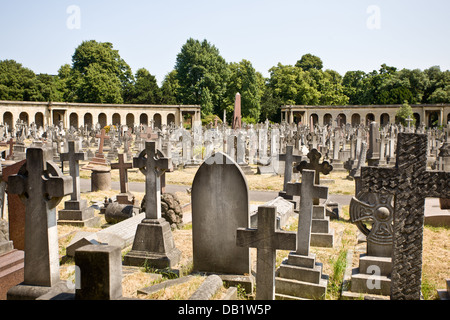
286;169;328;256
60;140;85;202
111;153;133;194
96;128;110;155
8;147;73;287
295;148;332;205
278;145;303;198
360;133;450;300
133;141;171;220
236;206;296;300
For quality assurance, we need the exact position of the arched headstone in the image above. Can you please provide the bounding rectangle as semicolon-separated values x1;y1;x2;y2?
191;152;250;275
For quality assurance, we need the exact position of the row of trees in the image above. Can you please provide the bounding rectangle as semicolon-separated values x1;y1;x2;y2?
1;39;449;123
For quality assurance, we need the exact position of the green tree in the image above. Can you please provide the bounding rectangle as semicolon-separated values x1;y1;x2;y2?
76;63;123;104
224;59;263;123
128;68;162;104
0;59;36;101
342;70;368;105
174;38;229;116
160;70;179;104
71;40;134;103
295;53;323;71
396;101;416;126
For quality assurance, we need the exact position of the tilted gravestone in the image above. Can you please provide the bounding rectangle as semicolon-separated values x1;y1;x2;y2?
191;152;251;276
123;141;181;269
7;147;73;299
360;133;450;300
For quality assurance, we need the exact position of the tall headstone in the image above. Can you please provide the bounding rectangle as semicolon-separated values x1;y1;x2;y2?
123;141;181;269
58;141;99;227
236;206;296;300
191;152;251;275
276;169;329;300
233;93;242;130
360;133;450;300
7;147;73;299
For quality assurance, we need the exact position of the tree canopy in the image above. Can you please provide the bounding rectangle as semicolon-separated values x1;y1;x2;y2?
1;41;449;125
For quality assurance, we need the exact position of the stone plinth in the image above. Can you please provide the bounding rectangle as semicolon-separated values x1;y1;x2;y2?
90;167;111;192
58;199;101;227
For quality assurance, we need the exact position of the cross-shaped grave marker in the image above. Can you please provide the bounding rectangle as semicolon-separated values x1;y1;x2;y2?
236;206;296;300
96;128;110;155
140;126;158;141
60;141;85;203
8;147;73;288
286;169;328;257
360;132;450;300
124;141;180;268
278;145;303;199
295;148;332;205
133;141;170;220
112;153;133;195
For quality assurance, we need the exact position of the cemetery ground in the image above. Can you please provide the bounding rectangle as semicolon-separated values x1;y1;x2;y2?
51;163;450;300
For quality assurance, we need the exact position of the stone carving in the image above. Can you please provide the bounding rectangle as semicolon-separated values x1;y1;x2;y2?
360;133;450;300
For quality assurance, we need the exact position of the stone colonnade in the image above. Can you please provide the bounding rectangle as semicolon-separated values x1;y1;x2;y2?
0;100;201;130
281;104;450;127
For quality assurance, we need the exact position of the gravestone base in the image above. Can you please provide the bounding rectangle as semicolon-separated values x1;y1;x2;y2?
217;274;255;294
123;218;181;269
58;200;101;227
275;253;328;300
238;163;254;175
105;202;140;224
90;167;111;191
310;205;334;248
331;159;346;171
342;254;392;299
0;249;24;300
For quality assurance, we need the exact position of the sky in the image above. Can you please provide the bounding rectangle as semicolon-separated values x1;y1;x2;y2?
1;0;449;85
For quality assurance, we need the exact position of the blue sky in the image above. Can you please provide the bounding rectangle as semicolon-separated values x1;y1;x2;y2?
1;0;449;85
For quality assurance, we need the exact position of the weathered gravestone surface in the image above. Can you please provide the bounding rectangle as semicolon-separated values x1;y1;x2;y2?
191;151;253;290
123;141;181;269
237;206;296;300
345;192;394;298
295;149;335;247
278;145;304;202
276;169;329;300
7;147;73;299
360;133;450;300
74;245;123;300
58;141;99;227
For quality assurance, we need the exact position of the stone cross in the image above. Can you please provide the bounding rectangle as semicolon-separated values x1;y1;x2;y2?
140;127;158;141
405;116;414;132
278;145;303;197
295;148;332;205
96;129;110;155
236;206;296;300
60;141;85;202
133;141;171;220
111;153;132;195
286;169;328;256
8;147;73;287
360;133;450;300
